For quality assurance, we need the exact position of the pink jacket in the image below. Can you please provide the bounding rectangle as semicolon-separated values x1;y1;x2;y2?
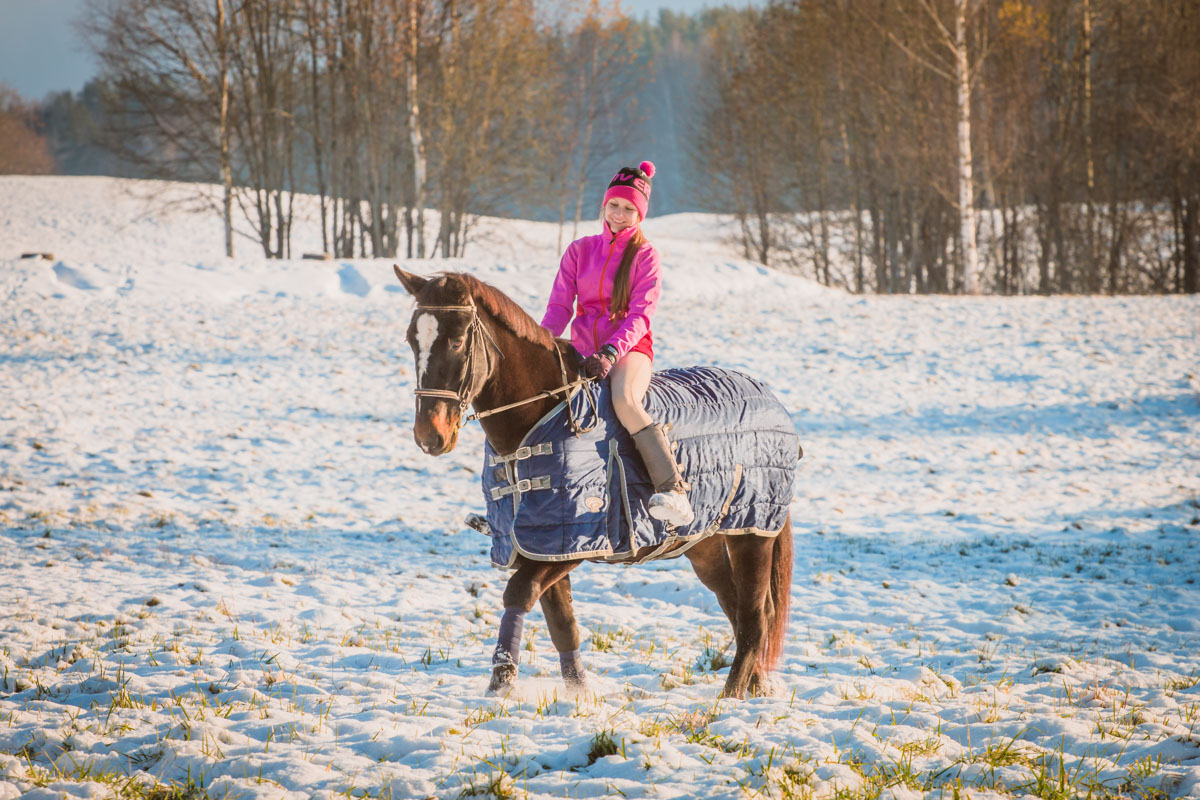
540;222;661;359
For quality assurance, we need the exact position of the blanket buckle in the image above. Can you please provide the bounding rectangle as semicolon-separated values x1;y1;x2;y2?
488;442;553;466
489;475;551;500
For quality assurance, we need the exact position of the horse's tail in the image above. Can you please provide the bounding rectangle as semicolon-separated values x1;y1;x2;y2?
761;514;793;674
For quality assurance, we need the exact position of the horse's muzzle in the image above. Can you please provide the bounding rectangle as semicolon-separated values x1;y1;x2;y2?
414;403;461;455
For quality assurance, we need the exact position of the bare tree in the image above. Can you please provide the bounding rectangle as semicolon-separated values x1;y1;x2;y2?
952;0;981;293
424;0;559;257
407;0;428;258
1133;0;1200;293
0;86;55;174
216;0;233;256
868;0;985;293
227;0;300;258
557;5;644;242
84;0;289;258
694;9;785;265
83;0;229;200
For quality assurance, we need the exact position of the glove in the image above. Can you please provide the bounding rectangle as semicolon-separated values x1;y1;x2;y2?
565;343;586;370
583;345;619;380
583;353;613;380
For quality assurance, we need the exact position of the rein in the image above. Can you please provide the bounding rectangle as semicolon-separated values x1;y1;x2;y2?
471;377;593;423
412;301;597;435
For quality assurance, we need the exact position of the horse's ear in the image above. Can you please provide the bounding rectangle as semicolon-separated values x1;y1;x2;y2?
393;265;428;297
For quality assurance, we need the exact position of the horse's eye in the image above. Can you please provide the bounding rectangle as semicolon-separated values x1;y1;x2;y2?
450;337;466;350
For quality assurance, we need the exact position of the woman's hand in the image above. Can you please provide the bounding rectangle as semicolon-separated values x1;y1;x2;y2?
583;345;619;380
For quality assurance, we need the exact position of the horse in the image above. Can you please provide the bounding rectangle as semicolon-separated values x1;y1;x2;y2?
392;267;794;699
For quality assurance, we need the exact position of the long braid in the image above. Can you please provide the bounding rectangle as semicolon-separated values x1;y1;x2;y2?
608;227;646;320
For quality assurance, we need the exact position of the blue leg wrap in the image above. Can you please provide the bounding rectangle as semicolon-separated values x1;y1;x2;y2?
492;607;526;668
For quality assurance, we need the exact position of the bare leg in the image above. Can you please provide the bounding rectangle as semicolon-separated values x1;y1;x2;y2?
539;576;586;689
609;352;653;433
618;352;694;525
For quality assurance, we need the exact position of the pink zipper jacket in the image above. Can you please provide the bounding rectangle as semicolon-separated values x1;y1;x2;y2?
540;222;661;360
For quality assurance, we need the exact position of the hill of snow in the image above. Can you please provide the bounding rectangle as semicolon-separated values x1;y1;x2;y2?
1;176;1198;799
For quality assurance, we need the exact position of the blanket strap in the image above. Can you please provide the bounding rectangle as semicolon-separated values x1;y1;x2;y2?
487;442;554;466
489;475;552;500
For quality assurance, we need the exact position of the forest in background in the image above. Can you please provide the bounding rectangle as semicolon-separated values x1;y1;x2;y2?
2;0;1196;295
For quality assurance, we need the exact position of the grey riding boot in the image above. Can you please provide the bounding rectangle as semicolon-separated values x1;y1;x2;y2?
631;423;695;526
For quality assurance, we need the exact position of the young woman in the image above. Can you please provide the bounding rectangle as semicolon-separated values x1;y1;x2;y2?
540;161;694;526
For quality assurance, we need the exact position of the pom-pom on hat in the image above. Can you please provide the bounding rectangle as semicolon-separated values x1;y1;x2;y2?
603;161;655;221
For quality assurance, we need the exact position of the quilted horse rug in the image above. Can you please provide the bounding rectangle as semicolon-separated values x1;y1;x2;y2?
481;366;802;569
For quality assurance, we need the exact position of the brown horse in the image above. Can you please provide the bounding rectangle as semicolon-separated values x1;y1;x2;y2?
393;267;793;699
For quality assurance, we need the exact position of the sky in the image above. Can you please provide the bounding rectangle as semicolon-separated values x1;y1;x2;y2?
0;0;98;101
0;0;727;102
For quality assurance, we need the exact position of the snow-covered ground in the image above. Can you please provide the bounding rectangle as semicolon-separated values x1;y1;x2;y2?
1;176;1198;799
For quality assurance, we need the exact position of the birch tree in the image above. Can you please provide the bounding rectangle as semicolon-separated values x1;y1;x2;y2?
877;0;983;293
407;0;427;258
83;0;232;216
216;0;233;257
85;0;285;258
953;0;980;293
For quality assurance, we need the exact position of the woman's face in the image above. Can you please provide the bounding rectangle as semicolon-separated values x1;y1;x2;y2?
604;197;639;233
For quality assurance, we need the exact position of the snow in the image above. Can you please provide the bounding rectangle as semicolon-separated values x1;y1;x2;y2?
1;175;1199;799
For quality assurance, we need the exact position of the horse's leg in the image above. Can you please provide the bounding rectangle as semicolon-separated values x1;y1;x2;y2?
684;535;739;635
538;575;586;690
720;533;776;699
488;556;579;695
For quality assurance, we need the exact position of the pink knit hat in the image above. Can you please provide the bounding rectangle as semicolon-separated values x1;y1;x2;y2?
602;161;656;220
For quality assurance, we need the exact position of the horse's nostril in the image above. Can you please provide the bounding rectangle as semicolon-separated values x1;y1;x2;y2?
415;431;447;455
414;409;456;455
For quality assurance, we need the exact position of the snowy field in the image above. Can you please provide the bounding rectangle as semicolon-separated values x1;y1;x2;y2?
1;176;1199;800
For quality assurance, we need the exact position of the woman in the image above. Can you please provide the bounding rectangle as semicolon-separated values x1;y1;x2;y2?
540;161;693;526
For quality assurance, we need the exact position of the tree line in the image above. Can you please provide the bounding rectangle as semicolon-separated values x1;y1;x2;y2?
4;0;1196;295
69;0;651;260
697;0;1199;294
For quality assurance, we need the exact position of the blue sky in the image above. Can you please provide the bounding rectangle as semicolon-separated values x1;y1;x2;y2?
0;0;731;101
0;0;99;100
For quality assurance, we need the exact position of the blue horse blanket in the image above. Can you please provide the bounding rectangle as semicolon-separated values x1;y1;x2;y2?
482;367;801;569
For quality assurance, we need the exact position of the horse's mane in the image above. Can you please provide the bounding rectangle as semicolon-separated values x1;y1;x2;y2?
439;272;557;350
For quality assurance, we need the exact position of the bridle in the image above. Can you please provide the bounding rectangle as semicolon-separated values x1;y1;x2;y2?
412;302;501;421
411;301;596;434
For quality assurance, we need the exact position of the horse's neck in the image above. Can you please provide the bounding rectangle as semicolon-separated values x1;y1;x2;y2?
474;324;573;455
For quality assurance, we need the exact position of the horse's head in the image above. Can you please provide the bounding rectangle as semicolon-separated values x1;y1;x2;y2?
394;266;499;456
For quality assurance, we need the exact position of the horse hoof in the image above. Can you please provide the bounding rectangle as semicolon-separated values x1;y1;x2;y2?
720;675;761;700
487;665;517;695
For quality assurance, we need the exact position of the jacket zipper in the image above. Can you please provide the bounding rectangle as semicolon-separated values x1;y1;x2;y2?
592;236;618;354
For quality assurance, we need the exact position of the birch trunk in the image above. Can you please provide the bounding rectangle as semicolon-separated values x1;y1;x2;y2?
1083;0;1097;290
217;0;233;257
955;0;979;293
407;0;426;258
302;0;331;256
